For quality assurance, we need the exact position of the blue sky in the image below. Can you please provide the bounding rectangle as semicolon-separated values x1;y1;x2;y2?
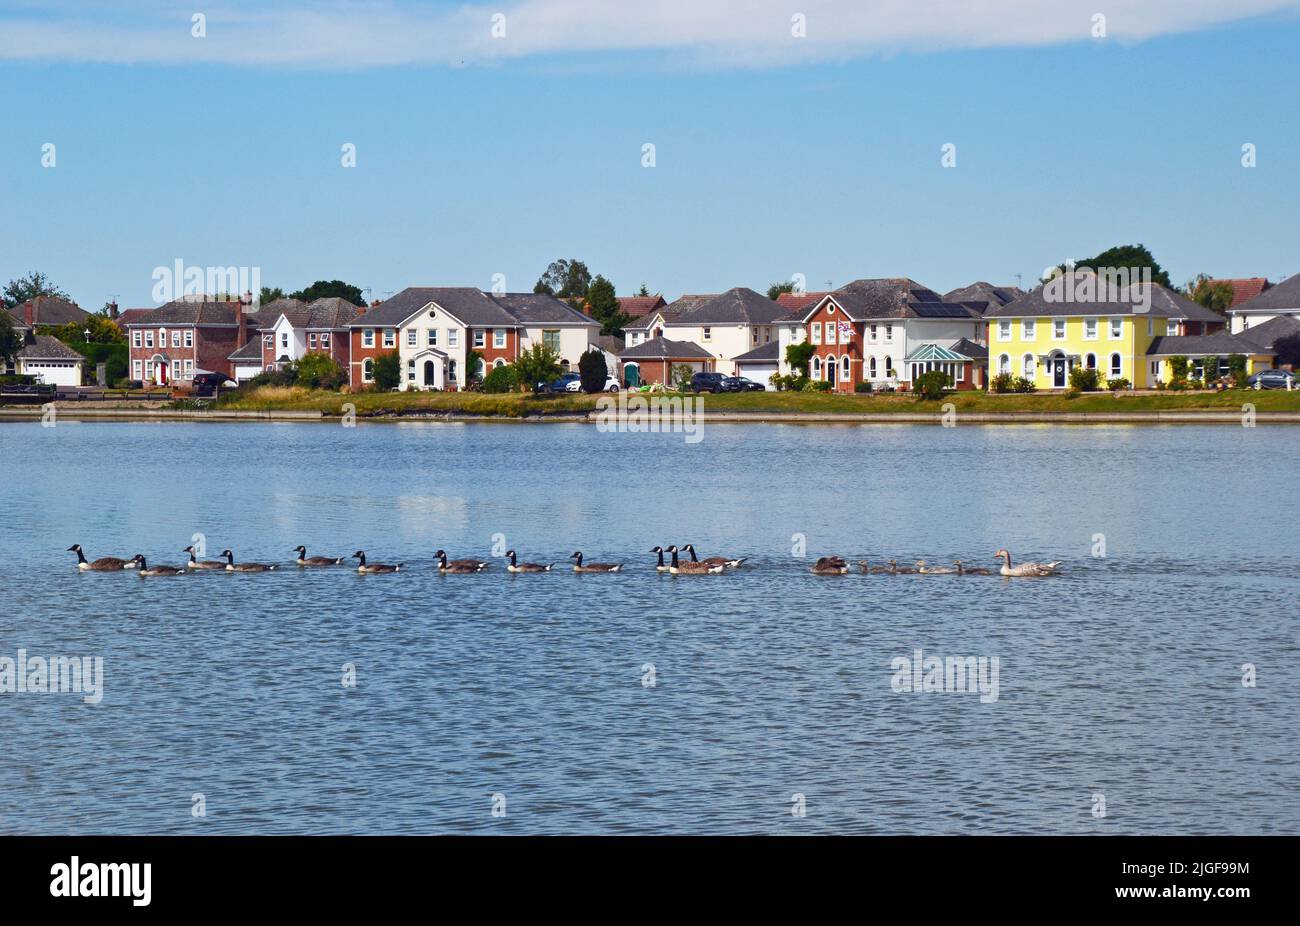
1;1;1297;308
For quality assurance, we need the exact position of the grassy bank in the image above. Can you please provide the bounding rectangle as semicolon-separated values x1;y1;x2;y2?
215;385;1300;418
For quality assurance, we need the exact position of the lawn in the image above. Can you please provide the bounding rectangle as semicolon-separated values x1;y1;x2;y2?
215;385;1300;418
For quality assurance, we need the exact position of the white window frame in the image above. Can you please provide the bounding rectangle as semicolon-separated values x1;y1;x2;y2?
133;359;142;380
1109;317;1123;339
1084;318;1097;340
810;324;821;345
448;329;459;348
1110;353;1122;377
382;329;396;348
493;329;506;349
363;359;374;383
132;330;142;348
702;327;712;342
1022;319;1036;340
427;328;438;347
841;355;850;380
407;329;417;347
363;329;375;348
884;325;893;342
171;330;181;348
144;331;154;348
184;330;193;348
997;320;1011;342
998;354;1010;375
1023;354;1035;378
825;322;836;345
868;324;879;344
473;329;485;348
321;333;330;349
1052;319;1066;340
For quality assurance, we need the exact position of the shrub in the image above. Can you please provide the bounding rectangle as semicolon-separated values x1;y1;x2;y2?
785;342;814;379
802;379;832;392
465;349;485;385
482;363;519;393
250;367;296;388
515;343;563;391
372;351;402;391
1068;366;1101;392
854;381;873;393
911;369;951;400
1107;377;1131;392
672;364;694;388
578;349;608;393
292;353;345;390
1168;355;1189;387
1012;376;1036;394
991;372;1014;393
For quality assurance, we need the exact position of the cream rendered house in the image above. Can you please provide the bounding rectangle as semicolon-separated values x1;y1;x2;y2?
658;288;785;376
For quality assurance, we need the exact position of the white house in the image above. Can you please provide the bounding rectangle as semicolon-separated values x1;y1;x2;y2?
2;310;86;387
1229;272;1300;335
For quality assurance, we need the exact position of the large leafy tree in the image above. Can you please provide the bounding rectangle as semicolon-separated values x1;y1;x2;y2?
514;343;563;390
259;286;287;305
767;281;796;300
1045;244;1173;289
290;280;365;306
0;310;22;364
586;274;630;336
785;341;814;378
371;351;402;390
4;271;70;308
533;259;592;301
1184;274;1235;316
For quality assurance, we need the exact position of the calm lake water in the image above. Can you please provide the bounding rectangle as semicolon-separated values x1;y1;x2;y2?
1;420;1297;834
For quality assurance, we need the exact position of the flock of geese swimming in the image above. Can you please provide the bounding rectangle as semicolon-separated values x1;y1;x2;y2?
67;543;1063;578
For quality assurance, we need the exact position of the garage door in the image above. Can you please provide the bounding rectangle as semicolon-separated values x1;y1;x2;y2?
737;362;778;390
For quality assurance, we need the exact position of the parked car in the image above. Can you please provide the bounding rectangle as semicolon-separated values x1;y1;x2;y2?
689;372;738;393
189;371;238;397
1246;369;1295;390
537;372;581;394
564;375;620;393
724;376;766;392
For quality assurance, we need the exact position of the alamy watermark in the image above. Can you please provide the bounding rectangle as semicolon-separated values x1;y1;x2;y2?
594;392;704;444
1042;266;1152;312
890;648;999;703
1;649;103;704
151;259;261;307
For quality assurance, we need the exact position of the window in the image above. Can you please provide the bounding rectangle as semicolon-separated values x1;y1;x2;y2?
158;328;166;344
825;322;836;345
363;329;375;348
1053;319;1066;339
999;354;1010;374
494;358;506;368
1109;317;1123;339
884;325;893;342
427;328;438;347
869;324;879;343
810;324;821;345
145;331;154;348
132;330;142;348
869;356;877;378
1110;353;1122;377
811;356;821;378
703;327;712;342
407;329;417;347
1150;360;1160;379
171;330;181;348
542;329;560;352
956;364;964;382
1084;319;1097;340
407;359;416;381
382;329;395;348
1147;318;1154;337
448;329;459;348
1023;319;1036;339
998;320;1011;341
184;330;193;348
363;359;374;382
321;333;330;348
133;360;142;380
309;333;318;349
493;329;506;349
184;359;193;376
263;334;273;348
281;332;289;349
841;355;850;380
171;359;181;379
883;355;892;376
1085;353;1096;370
1023;354;1035;378
473;329;485;348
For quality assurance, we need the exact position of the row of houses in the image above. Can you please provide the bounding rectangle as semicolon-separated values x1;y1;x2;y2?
6;272;1300;392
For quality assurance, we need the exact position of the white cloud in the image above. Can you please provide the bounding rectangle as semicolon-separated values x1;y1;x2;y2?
0;0;1297;68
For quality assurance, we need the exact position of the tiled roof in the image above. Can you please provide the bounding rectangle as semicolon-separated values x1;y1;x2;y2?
618;336;715;360
1145;333;1271;356
731;340;780;362
986;276;1225;321
489;293;597;325
1231;272;1300;313
6;295;89;327
775;291;829;313
112;308;155;329
617;295;666;317
591;334;625;354
261;297;363;331
624;294;712;331
670;287;790;326
17;333;86;361
228;339;264;361
1208;277;1271;307
943;282;1023;308
792;278;976;323
951;337;988;360
349;287;519;329
1237;315;1300;350
122;299;249;327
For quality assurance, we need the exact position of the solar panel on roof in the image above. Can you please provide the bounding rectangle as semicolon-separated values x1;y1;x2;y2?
911;303;971;318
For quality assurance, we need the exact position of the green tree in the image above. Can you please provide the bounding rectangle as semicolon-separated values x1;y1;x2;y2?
637;282;650;297
290;280;364;306
1185;275;1234;316
533;259;592;300
371;351;402;390
292;353;345;389
1045;244;1172;289
767;281;796;300
578;348;609;393
0;311;22;364
259;286;287;306
482;364;520;393
465;349;485;384
586;275;630;336
4;271;69;308
514;343;563;390
785;341;814;378
912;370;952;400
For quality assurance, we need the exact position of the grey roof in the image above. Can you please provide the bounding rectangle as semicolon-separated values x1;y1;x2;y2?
731;340;780;362
950;337;988;360
591;334;625;354
17;333;86;361
1232;271;1300;313
1145;333;1271;356
349;287;519;329
625;294;714;331
5;295;89;327
943;282;1023;307
261;297;363;331
986;276;1225;321
1;308;26;331
123;299;254;327
228;339;264;362
1237;314;1300;350
489;293;597;326
670;287;789;326
618;336;715;360
795;279;977;322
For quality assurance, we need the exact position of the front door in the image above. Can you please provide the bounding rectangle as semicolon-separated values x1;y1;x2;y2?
423;360;436;388
1053;358;1066;388
827;359;837;387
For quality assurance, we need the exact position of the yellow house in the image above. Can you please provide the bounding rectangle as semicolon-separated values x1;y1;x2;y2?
985;277;1241;389
1145;333;1275;384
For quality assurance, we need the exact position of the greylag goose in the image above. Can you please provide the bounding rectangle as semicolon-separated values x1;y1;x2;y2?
505;550;552;572
435;550;489;572
812;556;849;575
219;550;277;573
682;544;745;569
183;545;226;570
994;549;1062;577
667;545;723;574
886;559;916;575
132;555;185;577
353;551;402;574
855;559;890;574
915;560;955;575
650;546;671;572
67;544;135;571
954;559;991;576
570;551;622;573
294;545;344;566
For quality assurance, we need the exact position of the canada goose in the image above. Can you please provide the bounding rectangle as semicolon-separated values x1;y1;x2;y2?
886;559;916;575
682;543;745;569
434;550;489;572
353;551;402;574
294;545;344;567
667;545;723;574
570;551;622;573
505;550;552;573
954;559;992;576
182;545;226;570
915;560;955;575
855;559;890;574
67;544;135;571
132;554;185;577
811;556;849;575
219;550;277;573
650;546;671;572
994;549;1062;577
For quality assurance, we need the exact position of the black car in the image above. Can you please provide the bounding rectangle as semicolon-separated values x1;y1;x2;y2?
190;371;237;397
724;376;766;392
689;372;738;393
1246;369;1296;390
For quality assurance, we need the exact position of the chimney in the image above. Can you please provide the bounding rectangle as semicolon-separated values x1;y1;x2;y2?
370;299;381;309
108;301;119;320
235;292;247;347
22;300;34;326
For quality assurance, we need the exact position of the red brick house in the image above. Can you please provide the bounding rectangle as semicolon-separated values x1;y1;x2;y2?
230;297;362;380
123;296;263;385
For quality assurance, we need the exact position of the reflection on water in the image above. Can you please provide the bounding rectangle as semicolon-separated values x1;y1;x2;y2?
1;421;1296;833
